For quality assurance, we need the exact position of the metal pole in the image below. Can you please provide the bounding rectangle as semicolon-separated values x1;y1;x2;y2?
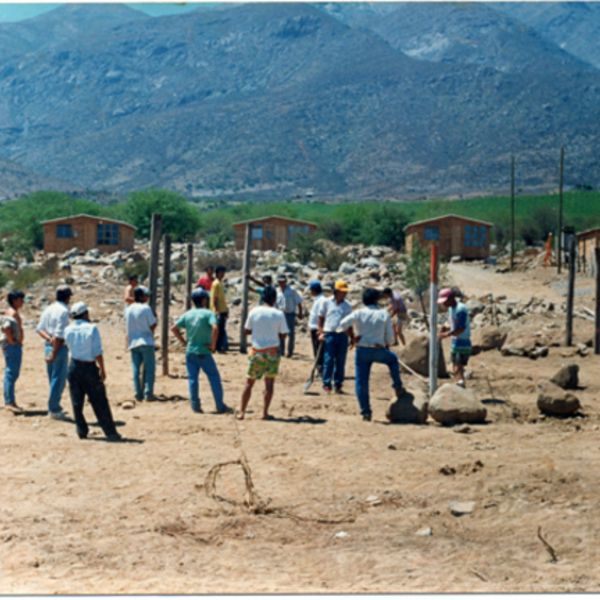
595;247;600;355
148;213;162;315
510;156;515;271
161;234;171;376
558;146;564;274
429;245;438;397
239;223;253;354
185;242;194;311
565;235;575;347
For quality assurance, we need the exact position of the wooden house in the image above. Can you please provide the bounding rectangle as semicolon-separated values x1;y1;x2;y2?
41;214;136;254
232;216;318;251
577;227;600;276
405;214;493;260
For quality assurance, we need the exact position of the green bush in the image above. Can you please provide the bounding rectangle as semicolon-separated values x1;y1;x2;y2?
204;233;229;251
318;245;346;271
124;188;202;241
288;232;322;264
120;260;149;283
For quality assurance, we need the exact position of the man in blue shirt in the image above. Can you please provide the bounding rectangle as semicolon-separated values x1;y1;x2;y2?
126;286;157;401
64;302;121;441
438;287;471;387
341;288;404;421
171;288;232;414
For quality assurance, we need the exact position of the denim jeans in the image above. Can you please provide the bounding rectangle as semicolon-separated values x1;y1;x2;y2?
3;344;22;405
279;313;296;357
131;345;156;399
46;342;68;413
216;313;228;352
355;347;403;418
322;332;348;389
185;353;226;412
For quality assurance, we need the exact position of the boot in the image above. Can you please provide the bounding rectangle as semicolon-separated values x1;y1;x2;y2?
393;385;404;400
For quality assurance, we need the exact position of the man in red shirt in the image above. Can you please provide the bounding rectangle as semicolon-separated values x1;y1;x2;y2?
196;265;215;292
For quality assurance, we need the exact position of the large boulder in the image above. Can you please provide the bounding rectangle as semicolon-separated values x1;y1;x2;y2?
399;333;448;378
385;386;429;424
471;326;507;356
429;384;487;425
537;380;580;416
465;299;486;316
550;364;579;390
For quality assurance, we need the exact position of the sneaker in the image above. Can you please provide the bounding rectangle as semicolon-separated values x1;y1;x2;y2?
334;386;343;395
362;414;372;422
145;394;159;401
457;380;466;388
216;406;233;414
323;386;332;394
77;431;88;440
49;411;69;421
106;433;122;442
5;403;23;414
191;405;203;414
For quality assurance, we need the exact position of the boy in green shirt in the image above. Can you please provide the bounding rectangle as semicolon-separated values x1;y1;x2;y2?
171;288;232;414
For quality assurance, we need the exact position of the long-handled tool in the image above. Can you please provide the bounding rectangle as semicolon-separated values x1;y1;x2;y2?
303;342;324;394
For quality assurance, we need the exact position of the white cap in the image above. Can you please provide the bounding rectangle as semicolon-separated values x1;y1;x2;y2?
71;301;89;318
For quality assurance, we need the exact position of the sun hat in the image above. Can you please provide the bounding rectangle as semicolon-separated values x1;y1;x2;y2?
70;301;89;318
437;288;454;304
334;280;350;293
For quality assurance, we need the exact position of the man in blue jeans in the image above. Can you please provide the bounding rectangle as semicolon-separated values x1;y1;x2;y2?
318;281;352;394
36;285;73;421
341;288;404;421
171;288;232;414
126;286;157;401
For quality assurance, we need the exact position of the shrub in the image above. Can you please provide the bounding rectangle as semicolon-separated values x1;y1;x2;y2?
288;232;323;264
317;245;347;271
204;233;229;251
120;260;149;283
361;205;409;250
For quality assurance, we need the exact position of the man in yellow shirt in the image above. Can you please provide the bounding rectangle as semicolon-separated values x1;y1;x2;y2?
210;265;228;353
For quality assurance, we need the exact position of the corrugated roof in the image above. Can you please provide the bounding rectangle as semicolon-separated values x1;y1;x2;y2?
404;214;494;231
232;215;318;228
40;213;136;230
577;227;600;238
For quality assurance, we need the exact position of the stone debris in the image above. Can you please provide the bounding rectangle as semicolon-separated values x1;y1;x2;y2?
429;384;487;426
537;380;581;417
415;526;433;536
449;501;475;516
550;364;579;390
386;386;429;424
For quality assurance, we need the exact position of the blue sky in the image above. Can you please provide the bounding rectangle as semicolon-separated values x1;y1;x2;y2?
0;3;207;22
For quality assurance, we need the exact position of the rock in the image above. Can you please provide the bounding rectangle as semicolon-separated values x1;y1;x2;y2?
62;247;80;259
429;384;487;425
415;526;432;536
338;262;356;275
231;297;242;307
453;424;471;433
449;501;475;516
358;257;381;269
334;531;349;539
530;346;549;359
537;380;580;416
550;364;579;389
121;401;136;410
170;251;185;264
471;326;507;356
387;443;397;450
465;299;486;316
385;386;429;424
399;334;448;378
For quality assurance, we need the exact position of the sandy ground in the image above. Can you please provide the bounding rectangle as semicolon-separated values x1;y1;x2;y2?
1;261;600;593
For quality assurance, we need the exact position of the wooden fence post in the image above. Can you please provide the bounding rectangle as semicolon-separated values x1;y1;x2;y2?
148;213;162;315
565;235;575;347
558;146;564;274
185;243;194;311
510;156;515;271
240;223;253;354
429;245;438;397
595;247;600;355
161;234;171;376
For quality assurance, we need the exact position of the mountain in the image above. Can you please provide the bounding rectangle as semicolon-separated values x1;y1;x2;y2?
0;2;599;201
318;2;593;74
493;2;600;70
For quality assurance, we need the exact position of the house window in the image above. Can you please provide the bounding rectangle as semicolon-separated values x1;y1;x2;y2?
465;225;487;247
424;226;439;240
251;225;263;240
97;223;119;246
266;231;272;239
57;224;72;238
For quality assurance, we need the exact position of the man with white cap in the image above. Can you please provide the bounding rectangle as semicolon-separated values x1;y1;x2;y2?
171;287;232;414
308;281;325;377
126;285;157;401
437;287;471;387
318;280;352;394
36;285;73;420
64;302;121;441
341;288;403;421
275;274;303;358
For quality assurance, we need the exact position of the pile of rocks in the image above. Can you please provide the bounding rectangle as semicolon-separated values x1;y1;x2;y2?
537;364;581;417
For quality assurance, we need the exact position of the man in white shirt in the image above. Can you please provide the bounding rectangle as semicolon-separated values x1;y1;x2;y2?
36;285;73;420
308;281;325;377
275;274;303;358
64;302;121;441
126;286;157;401
237;285;289;421
318;280;352;394
340;288;404;421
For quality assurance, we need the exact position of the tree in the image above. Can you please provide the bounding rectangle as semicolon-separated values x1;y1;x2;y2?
363;206;409;250
124;188;202;241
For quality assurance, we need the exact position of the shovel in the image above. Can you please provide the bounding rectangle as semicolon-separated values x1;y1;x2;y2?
303;341;324;394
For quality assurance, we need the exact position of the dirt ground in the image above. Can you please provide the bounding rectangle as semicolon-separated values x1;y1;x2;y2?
2;261;600;593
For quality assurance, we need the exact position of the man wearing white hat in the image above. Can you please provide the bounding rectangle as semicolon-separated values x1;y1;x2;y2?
437;287;471;387
64;302;121;441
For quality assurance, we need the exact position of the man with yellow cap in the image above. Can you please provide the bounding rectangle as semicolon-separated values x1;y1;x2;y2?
318;281;352;394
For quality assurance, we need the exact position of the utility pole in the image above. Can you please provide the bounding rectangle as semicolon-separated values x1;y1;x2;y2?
510;156;515;271
161;234;171;376
148;213;162;315
565;235;575;347
429;245;438;397
240;223;253;354
558;146;564;274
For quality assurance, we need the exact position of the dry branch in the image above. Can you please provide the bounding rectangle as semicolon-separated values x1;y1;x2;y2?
537;526;558;562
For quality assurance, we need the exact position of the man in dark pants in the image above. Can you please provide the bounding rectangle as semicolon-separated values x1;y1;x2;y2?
210;265;229;353
64;302;121;441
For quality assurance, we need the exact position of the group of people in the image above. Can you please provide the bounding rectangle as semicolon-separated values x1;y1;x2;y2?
1;262;472;437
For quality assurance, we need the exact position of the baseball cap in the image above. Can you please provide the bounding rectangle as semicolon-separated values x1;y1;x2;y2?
191;287;210;301
438;288;454;304
277;274;287;282
71;301;88;318
134;285;150;301
334;280;350;293
56;285;73;297
309;281;321;291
